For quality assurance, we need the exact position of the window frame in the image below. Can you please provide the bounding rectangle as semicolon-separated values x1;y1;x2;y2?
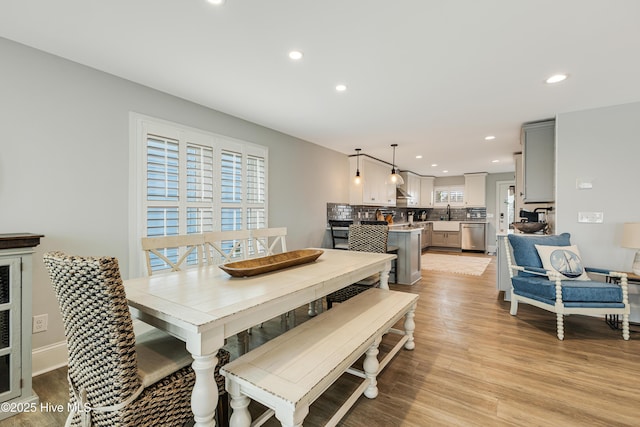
129;113;268;277
434;185;465;207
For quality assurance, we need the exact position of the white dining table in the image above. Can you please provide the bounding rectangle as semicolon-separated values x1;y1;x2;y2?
124;248;395;427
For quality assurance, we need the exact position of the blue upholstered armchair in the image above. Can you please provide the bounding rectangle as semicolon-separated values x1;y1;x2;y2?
504;233;630;340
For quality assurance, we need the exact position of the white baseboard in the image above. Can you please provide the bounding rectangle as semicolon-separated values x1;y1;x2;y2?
32;341;68;377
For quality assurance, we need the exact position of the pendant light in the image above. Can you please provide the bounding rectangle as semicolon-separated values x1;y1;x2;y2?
388;144;404;185
353;148;363;185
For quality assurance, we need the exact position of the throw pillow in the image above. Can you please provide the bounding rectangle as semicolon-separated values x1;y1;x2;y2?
534;244;590;281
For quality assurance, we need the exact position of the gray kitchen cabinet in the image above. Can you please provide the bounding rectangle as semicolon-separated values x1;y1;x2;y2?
0;234;42;420
431;231;460;248
522;120;555;203
388;229;422;285
421;223;431;249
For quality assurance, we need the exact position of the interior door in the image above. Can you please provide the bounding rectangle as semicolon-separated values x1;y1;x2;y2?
496;181;515;235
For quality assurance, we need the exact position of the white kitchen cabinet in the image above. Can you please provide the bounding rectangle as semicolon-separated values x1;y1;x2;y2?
0;234;42;421
349;156;396;206
398;172;420;207
464;173;487;207
521;120;555;203
419;177;434;208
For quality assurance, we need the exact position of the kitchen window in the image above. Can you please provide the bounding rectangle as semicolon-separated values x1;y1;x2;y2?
130;113;268;276
434;185;465;207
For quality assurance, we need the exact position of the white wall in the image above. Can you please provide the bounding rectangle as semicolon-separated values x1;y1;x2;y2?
0;37;348;351
556;101;640;320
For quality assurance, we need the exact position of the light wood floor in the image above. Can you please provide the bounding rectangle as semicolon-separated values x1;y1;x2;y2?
5;252;640;426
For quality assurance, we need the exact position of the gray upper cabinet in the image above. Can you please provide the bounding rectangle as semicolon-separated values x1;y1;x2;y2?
522;120;555;203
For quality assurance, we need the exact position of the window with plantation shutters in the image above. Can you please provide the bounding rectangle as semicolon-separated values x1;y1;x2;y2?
434;185;465;207
131;114;268;275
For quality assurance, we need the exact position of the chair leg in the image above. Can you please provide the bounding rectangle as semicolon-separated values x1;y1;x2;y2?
622;314;630;340
217;392;230;427
237;330;250;355
556;313;564;340
509;297;518;315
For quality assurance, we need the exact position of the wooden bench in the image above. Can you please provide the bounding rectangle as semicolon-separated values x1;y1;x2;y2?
220;288;418;427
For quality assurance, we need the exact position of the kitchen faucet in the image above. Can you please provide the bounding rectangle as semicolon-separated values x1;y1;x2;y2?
446;204;451;221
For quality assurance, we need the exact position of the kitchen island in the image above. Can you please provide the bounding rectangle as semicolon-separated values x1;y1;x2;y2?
324;225;422;285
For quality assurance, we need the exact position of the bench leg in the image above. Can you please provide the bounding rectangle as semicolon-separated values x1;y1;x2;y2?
404;304;416;351
275;405;308;427
363;336;381;399
237;330;250;355
228;382;251;427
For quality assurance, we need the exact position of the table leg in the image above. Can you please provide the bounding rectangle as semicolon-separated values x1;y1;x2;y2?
191;353;219;427
379;260;391;290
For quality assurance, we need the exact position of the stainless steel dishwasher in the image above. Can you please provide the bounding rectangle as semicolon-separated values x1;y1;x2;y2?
461;223;486;252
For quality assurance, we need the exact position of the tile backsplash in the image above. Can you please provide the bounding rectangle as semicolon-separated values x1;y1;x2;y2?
326;203;486;225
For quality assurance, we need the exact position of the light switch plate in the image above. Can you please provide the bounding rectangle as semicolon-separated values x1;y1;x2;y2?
578;212;604;223
576;179;593;190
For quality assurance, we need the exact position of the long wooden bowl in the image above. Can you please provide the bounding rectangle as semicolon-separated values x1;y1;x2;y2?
219;249;324;278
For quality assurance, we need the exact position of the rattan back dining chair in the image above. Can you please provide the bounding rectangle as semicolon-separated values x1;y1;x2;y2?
326;224;389;308
44;252;201;427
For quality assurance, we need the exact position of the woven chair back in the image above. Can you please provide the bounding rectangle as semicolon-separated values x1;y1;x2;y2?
348;224;388;253
43;252;141;416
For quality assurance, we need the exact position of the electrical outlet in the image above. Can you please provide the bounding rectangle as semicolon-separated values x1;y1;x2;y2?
33;314;48;333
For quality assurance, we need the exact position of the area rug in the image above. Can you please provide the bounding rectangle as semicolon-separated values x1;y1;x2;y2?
421;253;491;276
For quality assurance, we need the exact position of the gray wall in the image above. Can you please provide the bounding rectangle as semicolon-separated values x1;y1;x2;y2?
0;37;348;349
556;101;640;320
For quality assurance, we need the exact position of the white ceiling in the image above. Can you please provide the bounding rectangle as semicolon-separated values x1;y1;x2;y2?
2;0;640;176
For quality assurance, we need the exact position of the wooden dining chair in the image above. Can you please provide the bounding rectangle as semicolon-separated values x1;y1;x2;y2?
250;227;287;257
326;224;389;309
141;234;205;275
203;230;251;265
44;252;198;426
328;220;353;250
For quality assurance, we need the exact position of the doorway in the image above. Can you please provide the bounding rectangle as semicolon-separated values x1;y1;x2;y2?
496;180;515;235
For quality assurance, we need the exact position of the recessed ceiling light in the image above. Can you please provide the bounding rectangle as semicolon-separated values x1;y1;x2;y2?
416;155;423;159
546;73;568;84
207;0;225;5
288;50;303;60
485;135;496;141
335;84;347;92
442;170;448;173
492;159;500;163
431;163;438;167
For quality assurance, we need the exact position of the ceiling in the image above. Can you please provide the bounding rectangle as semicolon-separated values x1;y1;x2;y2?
2;0;640;177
